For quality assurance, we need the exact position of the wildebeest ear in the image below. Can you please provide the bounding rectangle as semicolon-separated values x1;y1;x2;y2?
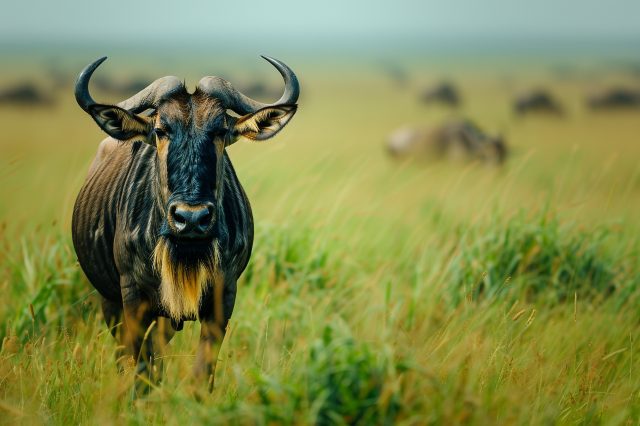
231;105;297;143
88;104;152;142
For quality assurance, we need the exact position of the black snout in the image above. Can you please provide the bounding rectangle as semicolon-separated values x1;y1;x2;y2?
168;202;215;239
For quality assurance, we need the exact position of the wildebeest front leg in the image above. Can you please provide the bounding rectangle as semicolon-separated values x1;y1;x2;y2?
100;297;127;370
121;281;159;397
194;275;237;392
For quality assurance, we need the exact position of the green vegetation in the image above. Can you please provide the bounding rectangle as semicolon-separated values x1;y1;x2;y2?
447;212;635;304
1;54;639;424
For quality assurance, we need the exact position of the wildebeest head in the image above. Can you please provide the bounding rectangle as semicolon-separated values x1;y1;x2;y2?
75;57;298;318
76;56;297;235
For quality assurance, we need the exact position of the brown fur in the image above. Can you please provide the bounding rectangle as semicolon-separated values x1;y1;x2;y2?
193;95;224;128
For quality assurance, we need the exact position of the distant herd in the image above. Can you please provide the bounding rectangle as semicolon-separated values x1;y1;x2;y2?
0;62;279;108
1;60;639;169
388;78;640;165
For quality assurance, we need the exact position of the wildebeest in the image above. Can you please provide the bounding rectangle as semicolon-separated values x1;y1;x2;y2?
420;82;460;107
72;56;298;395
387;119;507;165
586;88;640;109
513;89;563;116
0;82;54;106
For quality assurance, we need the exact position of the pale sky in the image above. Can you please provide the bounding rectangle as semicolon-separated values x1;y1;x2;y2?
1;0;638;44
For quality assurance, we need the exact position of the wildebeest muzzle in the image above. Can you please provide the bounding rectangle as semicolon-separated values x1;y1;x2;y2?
167;201;215;239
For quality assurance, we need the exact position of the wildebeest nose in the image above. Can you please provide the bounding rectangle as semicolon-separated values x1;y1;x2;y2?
169;203;214;238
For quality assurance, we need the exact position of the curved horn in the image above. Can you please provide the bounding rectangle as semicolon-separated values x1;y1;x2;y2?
75;56;183;114
117;75;183;113
197;55;299;115
75;56;107;112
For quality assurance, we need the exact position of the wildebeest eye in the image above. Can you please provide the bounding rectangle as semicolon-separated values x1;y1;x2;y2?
154;128;167;138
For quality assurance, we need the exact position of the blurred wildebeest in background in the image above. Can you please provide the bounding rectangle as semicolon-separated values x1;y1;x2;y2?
387;118;507;165
586;88;640;109
513;89;563;116
0;82;54;107
420;81;461;107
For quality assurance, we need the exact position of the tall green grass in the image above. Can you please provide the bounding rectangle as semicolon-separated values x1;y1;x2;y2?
1;209;638;424
0;232;92;343
446;212;636;304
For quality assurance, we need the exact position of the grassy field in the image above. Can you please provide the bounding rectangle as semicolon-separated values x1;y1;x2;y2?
1;51;639;424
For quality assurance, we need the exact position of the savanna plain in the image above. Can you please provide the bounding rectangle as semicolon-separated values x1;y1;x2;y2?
0;51;639;425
